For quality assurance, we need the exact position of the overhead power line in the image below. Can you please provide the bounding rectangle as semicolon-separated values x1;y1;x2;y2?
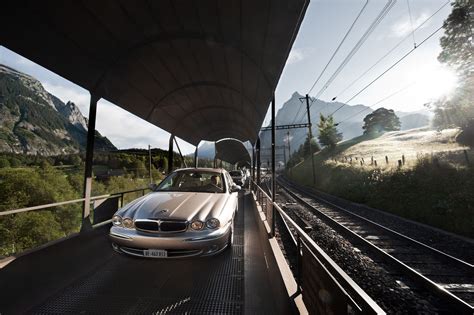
329;23;444;117
336;82;415;125
307;0;369;95
312;0;397;101
406;0;416;48
291;0;370;126
331;0;449;101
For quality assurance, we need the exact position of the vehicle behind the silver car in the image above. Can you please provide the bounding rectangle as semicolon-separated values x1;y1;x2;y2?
229;170;244;186
109;168;240;258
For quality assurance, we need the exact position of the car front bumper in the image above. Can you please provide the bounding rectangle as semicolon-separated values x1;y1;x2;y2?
109;222;231;258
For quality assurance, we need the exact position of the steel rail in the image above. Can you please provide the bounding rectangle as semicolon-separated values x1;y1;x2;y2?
281;178;473;269
251;181;385;314
278;178;474;314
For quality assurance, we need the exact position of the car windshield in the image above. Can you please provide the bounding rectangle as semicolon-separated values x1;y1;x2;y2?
155;170;225;193
229;171;242;177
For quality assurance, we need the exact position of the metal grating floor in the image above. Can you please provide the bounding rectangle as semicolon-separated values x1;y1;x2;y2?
31;198;246;314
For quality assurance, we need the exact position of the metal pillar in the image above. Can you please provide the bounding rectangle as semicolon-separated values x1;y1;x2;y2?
148;145;153;184
194;146;199;168
271;94;276;237
168;134;174;174
305;94;316;184
213;141;217;168
256;137;261;186
252;146;256;182
81;94;99;232
173;137;187;168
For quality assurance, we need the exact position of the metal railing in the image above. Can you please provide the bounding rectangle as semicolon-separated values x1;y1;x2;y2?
0;187;148;217
0;187;149;257
251;180;385;315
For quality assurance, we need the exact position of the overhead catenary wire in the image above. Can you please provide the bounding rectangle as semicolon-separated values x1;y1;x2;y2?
306;0;370;95
406;0;417;48
331;0;450;101
312;0;397;101
336;82;415;125
290;82;414;152
329;23;444;117
290;0;397;126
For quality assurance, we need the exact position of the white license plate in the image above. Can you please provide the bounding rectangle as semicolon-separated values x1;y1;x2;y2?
143;249;168;258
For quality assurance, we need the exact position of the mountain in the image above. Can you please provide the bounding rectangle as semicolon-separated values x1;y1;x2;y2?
260;92;431;156
0;64;116;155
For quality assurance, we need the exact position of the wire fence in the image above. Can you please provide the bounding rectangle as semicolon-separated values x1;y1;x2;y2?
328;149;472;169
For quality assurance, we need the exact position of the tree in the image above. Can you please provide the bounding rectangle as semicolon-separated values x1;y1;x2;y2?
318;114;342;148
437;0;473;77
300;134;320;157
432;0;474;139
362;108;401;135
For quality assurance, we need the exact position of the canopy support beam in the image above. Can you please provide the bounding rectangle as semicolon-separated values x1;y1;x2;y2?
81;94;100;232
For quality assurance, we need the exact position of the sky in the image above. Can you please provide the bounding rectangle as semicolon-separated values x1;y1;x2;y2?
0;0;456;154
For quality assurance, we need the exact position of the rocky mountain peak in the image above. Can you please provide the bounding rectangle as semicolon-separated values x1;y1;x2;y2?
0;64;116;155
0;64;56;111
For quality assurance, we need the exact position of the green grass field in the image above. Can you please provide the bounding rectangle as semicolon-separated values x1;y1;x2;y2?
288;128;474;238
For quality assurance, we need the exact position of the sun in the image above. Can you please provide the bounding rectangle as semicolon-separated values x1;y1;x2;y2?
417;64;458;101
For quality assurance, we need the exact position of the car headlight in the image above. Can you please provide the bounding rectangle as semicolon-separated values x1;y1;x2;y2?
190;220;204;230
206;218;220;229
112;215;122;227
122;218;134;229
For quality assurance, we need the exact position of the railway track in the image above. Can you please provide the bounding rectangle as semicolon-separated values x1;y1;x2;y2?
277;177;474;314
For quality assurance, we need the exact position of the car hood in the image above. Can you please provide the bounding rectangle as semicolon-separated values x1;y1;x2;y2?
116;191;229;221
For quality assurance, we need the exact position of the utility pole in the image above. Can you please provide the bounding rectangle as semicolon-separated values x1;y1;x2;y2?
287;131;291;165
303;94;316;184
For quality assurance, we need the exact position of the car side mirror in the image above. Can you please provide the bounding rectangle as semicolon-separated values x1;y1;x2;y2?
231;184;241;193
149;183;159;191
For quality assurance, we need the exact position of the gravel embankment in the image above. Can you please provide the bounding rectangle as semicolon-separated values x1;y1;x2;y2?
274;188;441;314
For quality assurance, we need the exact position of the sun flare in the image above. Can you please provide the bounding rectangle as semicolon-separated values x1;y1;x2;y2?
416;64;458;101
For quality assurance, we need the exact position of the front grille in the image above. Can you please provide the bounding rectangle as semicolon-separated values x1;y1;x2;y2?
160;221;187;232
135;220;159;231
134;220;187;233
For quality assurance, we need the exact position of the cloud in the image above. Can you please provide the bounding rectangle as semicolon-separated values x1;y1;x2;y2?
287;48;305;65
41;82;196;153
96;100;195;154
391;12;430;38
42;82;91;115
15;55;36;67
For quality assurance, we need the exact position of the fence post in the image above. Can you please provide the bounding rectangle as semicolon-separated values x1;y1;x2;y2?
361;158;365;164
374;160;377;167
385;156;389;164
402;155;405;165
398;160;402;168
371;156;374;165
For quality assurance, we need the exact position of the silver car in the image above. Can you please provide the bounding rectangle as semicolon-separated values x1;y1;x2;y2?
109;168;240;258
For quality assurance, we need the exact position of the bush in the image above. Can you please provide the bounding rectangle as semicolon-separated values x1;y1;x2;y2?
290;156;474;237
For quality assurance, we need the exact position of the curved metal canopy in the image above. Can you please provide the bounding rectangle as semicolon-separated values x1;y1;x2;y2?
215;139;251;165
0;0;308;145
